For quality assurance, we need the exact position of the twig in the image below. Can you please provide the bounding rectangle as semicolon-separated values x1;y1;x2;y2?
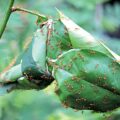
11;7;48;20
0;0;14;38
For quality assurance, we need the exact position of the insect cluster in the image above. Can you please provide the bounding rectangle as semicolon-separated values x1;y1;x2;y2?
0;10;120;112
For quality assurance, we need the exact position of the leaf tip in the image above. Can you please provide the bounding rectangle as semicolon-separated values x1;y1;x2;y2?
55;8;64;18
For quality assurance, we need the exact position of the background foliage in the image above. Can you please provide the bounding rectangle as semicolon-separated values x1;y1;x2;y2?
0;0;120;120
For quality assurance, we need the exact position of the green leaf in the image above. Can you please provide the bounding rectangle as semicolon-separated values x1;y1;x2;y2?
0;20;54;94
47;20;72;57
0;64;22;83
53;49;120;112
57;10;120;62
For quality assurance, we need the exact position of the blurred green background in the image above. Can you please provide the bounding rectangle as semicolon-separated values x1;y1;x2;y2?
0;0;120;120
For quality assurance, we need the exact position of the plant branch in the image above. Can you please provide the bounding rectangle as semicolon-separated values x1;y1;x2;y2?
12;7;48;20
0;0;14;39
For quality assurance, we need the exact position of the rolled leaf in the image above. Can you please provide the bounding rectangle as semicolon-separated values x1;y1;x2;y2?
21;19;54;89
57;10;120;62
53;49;120;112
0;20;54;94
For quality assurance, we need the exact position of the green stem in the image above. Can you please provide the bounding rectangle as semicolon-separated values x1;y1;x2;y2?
0;0;14;39
12;7;48;20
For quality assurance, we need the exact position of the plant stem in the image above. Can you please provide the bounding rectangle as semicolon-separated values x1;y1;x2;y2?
12;7;48;20
0;0;14;39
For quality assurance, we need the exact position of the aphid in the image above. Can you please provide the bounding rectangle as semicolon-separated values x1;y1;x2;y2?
89;50;96;54
93;86;99;94
102;96;109;104
77;52;84;61
95;64;99;69
67;64;72;70
62;100;69;108
66;84;74;92
89;103;95;107
50;45;54;50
